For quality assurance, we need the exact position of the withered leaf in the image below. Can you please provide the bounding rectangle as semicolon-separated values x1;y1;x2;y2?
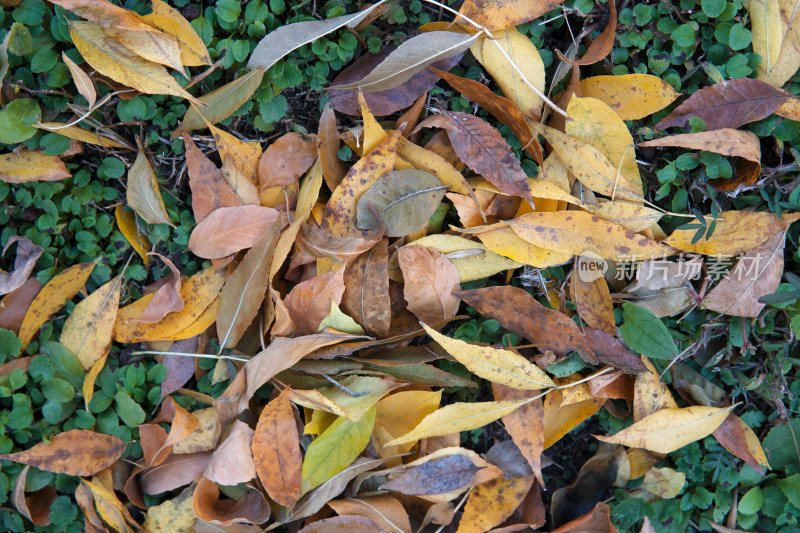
258;132;318;189
0;429;125;476
188;205;280;259
284;267;347;335
182;124;242;222
398;246;461;324
341;238;391;337
380;454;480;495
0;236;43;296
192;477;270;526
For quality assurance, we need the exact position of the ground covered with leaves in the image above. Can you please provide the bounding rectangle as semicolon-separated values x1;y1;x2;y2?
2;0;800;532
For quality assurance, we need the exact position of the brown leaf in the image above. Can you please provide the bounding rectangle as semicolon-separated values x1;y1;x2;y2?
0;278;43;333
252;388;302;507
703;229;786;317
571;267;615;336
493;383;545;486
49;0;157;31
417;112;535;206
0;237;43;296
459;0;565;31
557;0;616;66
430;67;542;164
258;132;318;189
284;267;347;335
380;454;481;496
182;124;242;222
192;477;270;525
712;414;770;475
188;205;281;259
328;496;412;533
319;103;348;190
292;216;383;269
217;224;280;348
655;77;790;131
134;253;184;324
0;429;125;476
0;148;71;183
74;483;107;533
140;452;212;495
158;339;199;402
298;516;385;533
328;46;463;116
639;129;761;162
710;159;761;194
145;397;199;467
551;502;618;533
458;286;595;362
398;246;461;324
204;420;256;486
457;476;535;533
341;238;391;337
0;356;35;378
12;465;57;526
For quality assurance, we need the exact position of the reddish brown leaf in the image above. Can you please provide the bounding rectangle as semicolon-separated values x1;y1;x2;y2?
319;103;347;191
430;67;543;165
158;337;200;402
398;246;461;324
0;278;43;333
284;267;347;335
328;47;463;116
493;383;545;486
328;495;412;533
712;413;770;474
417;111;535;205
0;356;35;378
258;132;318;189
655;77;790;131
140;451;212;495
292;217;383;270
639;129;761;162
134;253;184;324
192;477;270;526
252;389;302;507
457;286;595;362
551;502;618;533
556;0;617;66
12;465;57;526
571;269;615;336
188;205;281;259
204;420;257;486
0;429;125;476
181;124;242;222
341;238;391;337
583;328;646;374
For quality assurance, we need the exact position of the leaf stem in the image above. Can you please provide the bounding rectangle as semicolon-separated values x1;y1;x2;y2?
130;350;250;362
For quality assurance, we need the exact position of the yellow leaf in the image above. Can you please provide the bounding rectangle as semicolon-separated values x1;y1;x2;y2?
18;260;98;349
61;52;96;108
37;122;129;149
375;390;442;454
0;149;71;184
405;234;523;282
507;211;673;261
423;324;555;390
317;299;366;335
638;467;686;499
385;400;528;447
566;96;643;199
202;115;261;186
98;26;186;75
663;210;800;255
543;386;604;449
60;274;123;370
472;29;545;119
540;125;642;202
396;136;472;195
289;376;395;422
159;297;219;341
127;149;172;226
177;68;265;135
579;74;681;120
634;356;678;422
456;476;534;533
114;266;224;342
82;350;108;409
142;485;195;533
114;206;151;266
469;224;573;268
68;20;201;104
595;405;735;454
752;0;800;87
137;0;211;66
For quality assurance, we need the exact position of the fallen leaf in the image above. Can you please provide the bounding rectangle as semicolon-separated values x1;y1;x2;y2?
703;229;786;317
137;0;210;66
356;169;448;237
204;420;256;486
298;516;384;533
134;253;184;324
192;477;270;525
60;274;122;370
558;0;616;65
551;502;618;533
396;135;473;195
284;267;346;335
0;237;42;296
127;149;172;226
543;385;605;449
572;267;615;335
328;495;411;533
12;465;57;526
381;454;481;496
633;356;679;422
258;132;318;189
141;485;195;533
140;452;212;495
179;68;264;134
188;205;281;259
100;25;185;74
115;206;151;266
341;239;391;337
0;429;125;476
457;476;534;533
37;122;129;149
656;77;790;131
639;129;761;162
595;405;734;453
579;74;680;120
637;466;686;499
418;112;534;205
398;245;460;324
62;51;96;107
247;1;388;70
18;260;97;349
424;324;555;389
712;414;770;474
217;224;280;348
0;148;71;183
459;0;565;31
458;286;595;361
493;383;545;485
330;31;479;92
750;0;800;88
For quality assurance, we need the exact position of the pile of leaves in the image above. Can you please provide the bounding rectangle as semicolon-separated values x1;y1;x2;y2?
2;0;800;531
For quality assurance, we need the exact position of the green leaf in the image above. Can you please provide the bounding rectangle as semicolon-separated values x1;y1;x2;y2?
41;342;84;389
728;23;752;51
0;328;22;360
356;169;449;237
738;486;763;515
619;303;679;360
701;0;725;18
42;376;75;403
114;390;146;427
0;98;40;144
775;474;800;508
300;406;375;495
763;419;800;472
